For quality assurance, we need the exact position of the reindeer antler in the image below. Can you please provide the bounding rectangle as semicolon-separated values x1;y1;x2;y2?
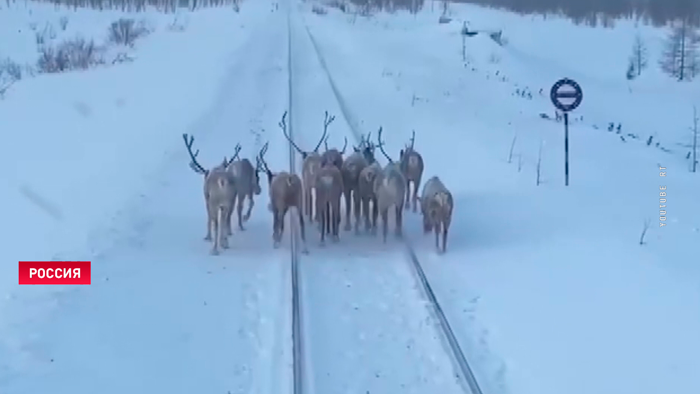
278;111;308;157
182;133;208;174
339;136;347;154
256;142;271;174
407;130;415;149
312;110;334;152
376;127;393;163
224;143;242;167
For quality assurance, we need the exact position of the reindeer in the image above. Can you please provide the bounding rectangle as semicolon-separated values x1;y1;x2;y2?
373;127;407;242
399;130;424;213
280;111;326;222
183;133;239;255
420;176;453;253
224;144;262;234
340;132;375;232
358;161;381;234
256;140;308;253
314;162;344;244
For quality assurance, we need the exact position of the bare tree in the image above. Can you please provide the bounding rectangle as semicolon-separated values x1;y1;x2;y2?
660;19;700;81
629;32;648;77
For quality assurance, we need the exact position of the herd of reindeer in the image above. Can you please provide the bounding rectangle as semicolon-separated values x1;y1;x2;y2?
182;111;454;256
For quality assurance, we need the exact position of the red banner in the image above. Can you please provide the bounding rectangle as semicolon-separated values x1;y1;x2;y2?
18;261;91;285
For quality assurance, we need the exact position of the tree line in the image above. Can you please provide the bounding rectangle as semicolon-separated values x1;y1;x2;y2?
451;0;700;27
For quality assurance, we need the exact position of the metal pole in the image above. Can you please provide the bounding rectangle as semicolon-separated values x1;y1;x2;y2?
564;112;569;186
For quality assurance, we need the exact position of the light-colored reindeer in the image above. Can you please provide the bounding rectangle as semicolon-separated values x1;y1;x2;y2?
265;115;308;252
341;132;375;232
314;161;344;244
420;176;453;253
225;145;262;234
374;127;407;242
399;130;424;213
358;160;381;234
183;133;240;255
280;112;327;222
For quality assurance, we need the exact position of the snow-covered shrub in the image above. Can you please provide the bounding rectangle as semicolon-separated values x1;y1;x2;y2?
37;37;103;73
108;18;150;46
312;4;327;15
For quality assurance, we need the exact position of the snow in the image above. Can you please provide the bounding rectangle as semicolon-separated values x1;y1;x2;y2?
2;0;699;393
304;2;700;394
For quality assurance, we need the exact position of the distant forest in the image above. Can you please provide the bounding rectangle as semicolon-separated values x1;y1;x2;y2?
450;0;700;27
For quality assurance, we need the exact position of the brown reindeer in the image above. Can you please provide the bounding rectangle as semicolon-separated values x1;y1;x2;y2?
314;162;344;244
183;133;239;255
260;131;308;253
420;176;453;253
225;144;262;234
399;130;424;213
279;111;326;222
374;127;407;242
341;132;375;232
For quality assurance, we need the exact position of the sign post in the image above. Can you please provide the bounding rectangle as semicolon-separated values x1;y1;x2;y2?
550;78;583;186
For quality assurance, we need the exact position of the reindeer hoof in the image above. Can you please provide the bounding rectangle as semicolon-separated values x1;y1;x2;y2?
210;248;219;256
239;225;246;231
332;235;340;242
344;223;352;231
243;214;251;221
221;239;230;249
301;247;309;255
273;241;280;249
204;235;212;241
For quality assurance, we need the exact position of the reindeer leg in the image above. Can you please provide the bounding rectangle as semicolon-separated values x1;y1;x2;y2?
204;203;213;241
405;180;411;210
362;197;371;232
211;207;222;255
412;177;421;213
381;209;389;243
273;210;281;248
333;201;341;242
305;188;311;220
434;222;442;252
243;194;254;222
297;207;308;254
237;195;246;231
223;198;232;236
343;189;352;231
353;191;362;235
221;207;230;249
371;199;378;235
395;205;403;238
442;224;448;254
319;210;326;246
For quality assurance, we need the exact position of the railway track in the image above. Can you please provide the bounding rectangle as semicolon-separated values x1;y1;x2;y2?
284;5;484;394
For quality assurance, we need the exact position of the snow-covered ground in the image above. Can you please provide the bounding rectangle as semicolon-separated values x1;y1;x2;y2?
304;2;700;394
2;0;699;393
